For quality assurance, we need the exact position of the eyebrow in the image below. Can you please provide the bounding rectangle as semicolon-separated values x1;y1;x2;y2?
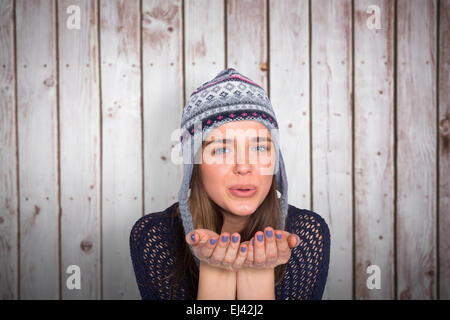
204;137;272;147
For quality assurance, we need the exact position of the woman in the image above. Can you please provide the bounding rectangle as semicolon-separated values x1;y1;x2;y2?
130;68;330;300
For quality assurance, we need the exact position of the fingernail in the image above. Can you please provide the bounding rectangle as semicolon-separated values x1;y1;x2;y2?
241;246;246;253
276;233;282;239
257;234;264;242
221;235;229;242
210;238;217;245
232;235;239;243
190;233;196;242
252;239;254;246
265;230;273;238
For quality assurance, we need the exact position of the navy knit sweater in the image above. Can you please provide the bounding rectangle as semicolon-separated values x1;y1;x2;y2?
129;202;330;300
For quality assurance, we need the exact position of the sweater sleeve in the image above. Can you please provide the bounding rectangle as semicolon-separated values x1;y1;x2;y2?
309;213;331;300
129;212;180;300
276;207;331;300
129;214;159;299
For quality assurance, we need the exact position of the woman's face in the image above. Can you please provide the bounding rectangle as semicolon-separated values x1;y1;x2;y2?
200;120;276;217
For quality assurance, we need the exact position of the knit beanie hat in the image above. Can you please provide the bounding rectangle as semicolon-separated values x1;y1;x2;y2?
178;68;288;267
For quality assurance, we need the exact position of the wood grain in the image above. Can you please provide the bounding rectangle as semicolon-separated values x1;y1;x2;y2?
311;0;353;300
16;0;59;299
100;0;142;299
0;0;18;300
184;0;225;100
269;0;312;241
142;0;183;214
227;0;268;90
439;0;450;300
58;0;101;299
354;0;395;300
397;0;437;300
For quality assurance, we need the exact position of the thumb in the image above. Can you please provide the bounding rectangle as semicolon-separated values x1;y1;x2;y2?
288;234;300;248
186;231;198;245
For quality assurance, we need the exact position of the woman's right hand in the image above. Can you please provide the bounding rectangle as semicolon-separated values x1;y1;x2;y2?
185;229;249;271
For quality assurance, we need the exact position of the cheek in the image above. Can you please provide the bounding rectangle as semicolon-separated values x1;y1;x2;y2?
200;164;229;191
255;151;276;175
258;173;274;195
254;158;276;180
255;158;276;196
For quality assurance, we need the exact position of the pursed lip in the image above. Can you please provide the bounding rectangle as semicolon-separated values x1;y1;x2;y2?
229;184;257;190
228;185;258;198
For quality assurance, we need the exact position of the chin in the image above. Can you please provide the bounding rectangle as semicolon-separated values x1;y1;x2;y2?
226;201;258;216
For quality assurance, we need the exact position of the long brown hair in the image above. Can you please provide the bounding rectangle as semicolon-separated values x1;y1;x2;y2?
167;142;287;299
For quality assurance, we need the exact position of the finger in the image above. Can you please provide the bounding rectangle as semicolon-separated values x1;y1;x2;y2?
199;234;217;260
244;237;255;268
275;231;291;263
232;242;249;270
223;233;241;267
287;233;301;248
253;231;266;267
210;232;230;263
264;227;277;266
186;231;198;245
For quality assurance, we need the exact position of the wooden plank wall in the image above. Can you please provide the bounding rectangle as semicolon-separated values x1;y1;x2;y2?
0;0;448;300
397;0;438;300
15;0;59;299
354;0;395;300
311;0;353;299
58;0;101;300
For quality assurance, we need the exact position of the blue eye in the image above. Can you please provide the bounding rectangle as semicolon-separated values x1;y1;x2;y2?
214;147;229;155
253;145;268;152
214;145;268;155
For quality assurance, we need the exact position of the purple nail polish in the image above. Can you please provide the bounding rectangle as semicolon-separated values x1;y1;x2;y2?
257;234;264;242
252;239;254;246
276;233;282;239
265;230;273;238
221;235;229;242
210;238;217;245
232;235;239;243
190;233;195;242
241;246;246;253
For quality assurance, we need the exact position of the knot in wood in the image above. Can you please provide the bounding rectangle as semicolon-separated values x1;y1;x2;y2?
80;240;93;252
439;118;450;136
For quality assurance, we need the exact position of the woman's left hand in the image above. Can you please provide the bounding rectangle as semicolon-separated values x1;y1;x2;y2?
242;227;301;269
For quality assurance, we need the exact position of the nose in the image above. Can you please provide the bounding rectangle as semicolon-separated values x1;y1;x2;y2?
234;162;251;175
233;143;252;174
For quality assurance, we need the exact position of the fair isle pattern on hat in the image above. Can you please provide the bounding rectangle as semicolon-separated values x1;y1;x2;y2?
177;68;289;268
180;69;279;142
